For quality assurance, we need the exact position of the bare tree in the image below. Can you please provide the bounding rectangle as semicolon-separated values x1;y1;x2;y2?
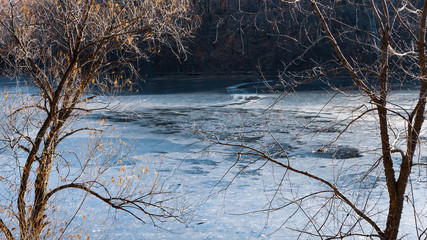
0;0;198;239
198;1;427;239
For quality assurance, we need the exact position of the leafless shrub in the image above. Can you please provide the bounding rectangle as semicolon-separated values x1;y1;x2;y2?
0;0;198;239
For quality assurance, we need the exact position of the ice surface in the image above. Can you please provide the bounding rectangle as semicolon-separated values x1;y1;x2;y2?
0;86;425;239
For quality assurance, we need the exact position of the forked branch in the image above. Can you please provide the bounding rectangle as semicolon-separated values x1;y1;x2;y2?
204;137;384;236
45;182;177;224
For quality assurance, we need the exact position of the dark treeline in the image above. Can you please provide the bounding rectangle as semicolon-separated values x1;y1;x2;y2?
0;0;420;80
142;0;377;77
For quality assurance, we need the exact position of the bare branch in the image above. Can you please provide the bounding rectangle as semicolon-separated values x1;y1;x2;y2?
45;182;178;223
207;138;384;236
310;0;378;102
0;218;14;240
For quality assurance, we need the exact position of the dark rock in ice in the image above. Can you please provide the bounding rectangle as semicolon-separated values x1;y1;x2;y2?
312;146;362;159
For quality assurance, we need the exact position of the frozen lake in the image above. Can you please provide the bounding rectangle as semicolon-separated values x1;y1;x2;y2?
0;79;426;239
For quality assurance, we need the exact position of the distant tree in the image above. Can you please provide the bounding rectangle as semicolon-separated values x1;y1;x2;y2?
200;1;427;239
0;0;198;239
